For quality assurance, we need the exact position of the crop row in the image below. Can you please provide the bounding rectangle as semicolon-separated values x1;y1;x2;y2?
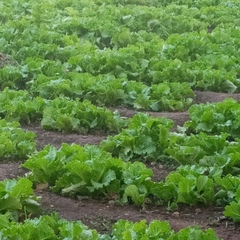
5;95;240;164
0;210;219;239
1;74;194;111
0;172;221;238
0;88;126;133
0;170;221;239
3;88;240;137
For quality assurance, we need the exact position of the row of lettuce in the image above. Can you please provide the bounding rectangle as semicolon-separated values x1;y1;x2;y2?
2;92;240;158
2;98;240;224
2;88;240;136
1;80;194;117
0;211;219;239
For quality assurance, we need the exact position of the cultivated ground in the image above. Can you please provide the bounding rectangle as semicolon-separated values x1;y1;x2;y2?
1;91;240;240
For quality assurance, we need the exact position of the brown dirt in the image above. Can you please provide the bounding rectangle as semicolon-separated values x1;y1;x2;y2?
0;53;18;68
1;86;240;239
39;192;239;239
194;91;240;104
22;124;107;150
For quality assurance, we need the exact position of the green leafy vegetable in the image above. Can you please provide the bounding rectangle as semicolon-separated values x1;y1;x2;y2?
0;178;40;216
185;99;240;138
224;201;240;222
0;88;45;124
101;113;173;161
23;144;153;204
41;97;126;133
0;213;220;239
0;119;36;160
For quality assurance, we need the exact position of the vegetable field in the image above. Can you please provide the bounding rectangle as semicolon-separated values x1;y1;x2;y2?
1;0;240;239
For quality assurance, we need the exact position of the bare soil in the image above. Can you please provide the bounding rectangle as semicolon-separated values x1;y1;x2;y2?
0;53;18;68
1;91;240;239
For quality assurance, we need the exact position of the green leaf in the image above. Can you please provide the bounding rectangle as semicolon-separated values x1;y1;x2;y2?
177;177;196;204
147;220;173;239
11;178;34;198
0;178;40;214
123;184;146;205
123;162;153;185
159;125;170;149
0;196;22;212
197;176;209;193
59;220;99;240
150;182;176;202
175;226;219;240
0;213;11;229
90;169;116;191
61;182;86;196
224;201;240;222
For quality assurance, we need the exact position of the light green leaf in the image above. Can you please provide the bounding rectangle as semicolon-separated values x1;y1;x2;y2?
124;185;145;205
224;202;240;222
